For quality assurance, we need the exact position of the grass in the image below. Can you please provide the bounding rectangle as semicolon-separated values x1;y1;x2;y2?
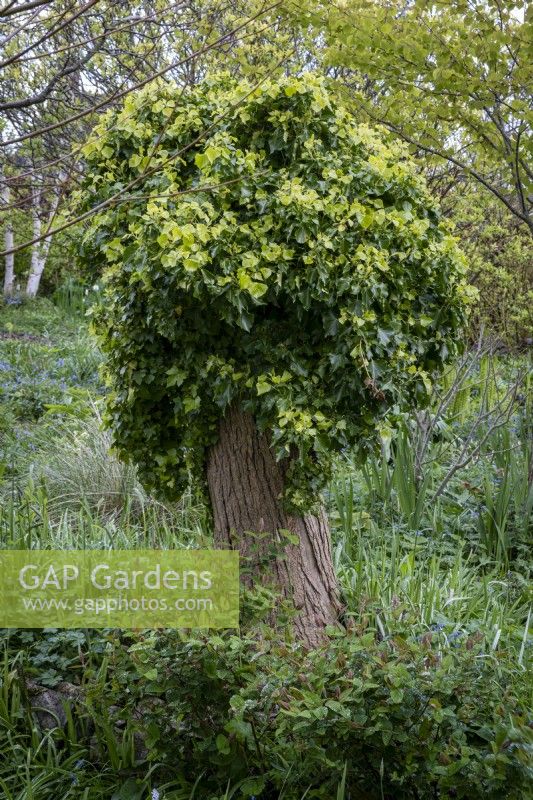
330;425;532;664
1;412;209;551
0;297;531;799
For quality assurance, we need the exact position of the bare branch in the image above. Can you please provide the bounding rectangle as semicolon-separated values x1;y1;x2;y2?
0;46;293;258
0;0;100;68
0;0;50;18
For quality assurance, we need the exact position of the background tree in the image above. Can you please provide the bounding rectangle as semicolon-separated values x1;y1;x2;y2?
80;73;471;645
452;188;533;343
1;0;298;293
1;167;14;294
287;0;533;233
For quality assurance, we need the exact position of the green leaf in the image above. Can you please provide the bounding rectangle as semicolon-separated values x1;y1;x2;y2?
279;528;300;545
256;378;271;395
225;718;252;743
166;367;187;387
248;281;268;299
111;779;143;800
216;733;230;754
239;776;266;796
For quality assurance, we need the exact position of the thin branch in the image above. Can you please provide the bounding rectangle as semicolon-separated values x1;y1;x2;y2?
0;0;101;69
0;2;281;145
360;104;533;234
0;0;50;17
431;378;522;501
0;47;293;258
0;41;103;112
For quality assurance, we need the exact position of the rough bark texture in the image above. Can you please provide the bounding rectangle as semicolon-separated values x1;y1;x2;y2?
206;405;343;648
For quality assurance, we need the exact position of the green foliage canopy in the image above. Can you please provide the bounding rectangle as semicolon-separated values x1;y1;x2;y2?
288;0;533;233
80;74;472;507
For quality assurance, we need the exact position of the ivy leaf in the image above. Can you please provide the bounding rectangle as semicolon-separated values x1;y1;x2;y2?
256;378;271;396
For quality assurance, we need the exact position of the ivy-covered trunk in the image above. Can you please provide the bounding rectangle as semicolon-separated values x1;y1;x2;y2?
206;405;343;648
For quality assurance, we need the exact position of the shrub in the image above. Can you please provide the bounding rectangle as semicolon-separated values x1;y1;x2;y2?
93;627;533;799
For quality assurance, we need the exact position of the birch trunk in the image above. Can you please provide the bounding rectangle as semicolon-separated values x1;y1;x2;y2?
206;405;343;648
2;176;15;296
26;191;43;298
26;176;63;298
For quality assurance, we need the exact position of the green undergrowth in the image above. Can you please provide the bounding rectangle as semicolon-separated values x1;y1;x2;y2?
0;299;531;799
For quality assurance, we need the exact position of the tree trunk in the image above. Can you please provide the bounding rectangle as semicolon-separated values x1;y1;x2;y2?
26;191;43;298
2;177;15;296
26;175;64;298
206;405;343;648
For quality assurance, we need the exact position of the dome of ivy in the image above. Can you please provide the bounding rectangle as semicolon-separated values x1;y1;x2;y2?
80;73;472;507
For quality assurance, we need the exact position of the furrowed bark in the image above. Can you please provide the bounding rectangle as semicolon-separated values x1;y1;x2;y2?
206;405;343;648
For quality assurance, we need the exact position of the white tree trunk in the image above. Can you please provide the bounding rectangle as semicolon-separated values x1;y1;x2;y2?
2;176;15;296
26;191;43;298
26;175;64;298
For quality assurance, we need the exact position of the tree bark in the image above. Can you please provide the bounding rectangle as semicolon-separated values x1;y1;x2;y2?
206;405;343;648
26;175;63;298
2;176;15;296
26;190;43;298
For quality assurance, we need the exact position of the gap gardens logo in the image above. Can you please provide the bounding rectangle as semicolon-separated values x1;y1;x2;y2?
0;550;239;628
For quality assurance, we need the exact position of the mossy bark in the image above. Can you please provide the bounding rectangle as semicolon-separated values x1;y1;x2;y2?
206;405;342;647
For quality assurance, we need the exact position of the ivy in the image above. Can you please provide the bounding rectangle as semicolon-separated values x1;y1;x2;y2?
79;73;472;509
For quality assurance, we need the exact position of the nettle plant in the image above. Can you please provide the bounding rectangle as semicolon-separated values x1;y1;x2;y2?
80;74;471;644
